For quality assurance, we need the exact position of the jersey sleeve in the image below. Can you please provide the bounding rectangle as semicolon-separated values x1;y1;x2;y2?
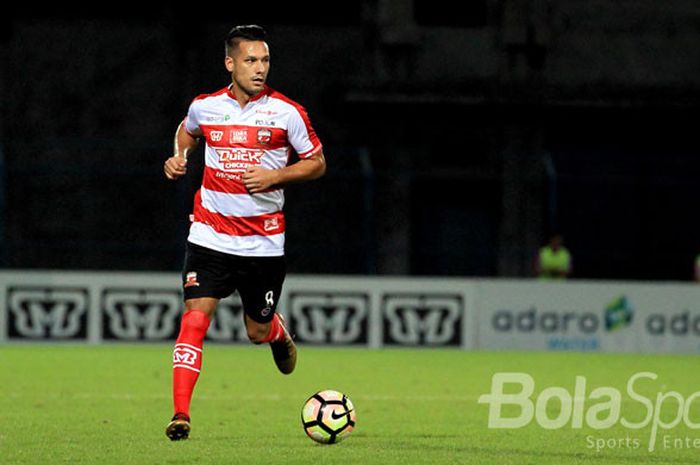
287;105;322;159
183;99;201;136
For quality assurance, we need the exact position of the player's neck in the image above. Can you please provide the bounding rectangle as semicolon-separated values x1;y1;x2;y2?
230;83;255;108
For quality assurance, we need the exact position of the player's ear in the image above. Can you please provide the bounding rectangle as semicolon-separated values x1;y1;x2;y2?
224;55;234;73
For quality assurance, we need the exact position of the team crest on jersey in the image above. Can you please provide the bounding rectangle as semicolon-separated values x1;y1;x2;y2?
230;129;248;144
184;272;200;288
257;128;272;145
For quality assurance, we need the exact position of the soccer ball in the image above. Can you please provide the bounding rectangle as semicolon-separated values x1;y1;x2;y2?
301;389;356;444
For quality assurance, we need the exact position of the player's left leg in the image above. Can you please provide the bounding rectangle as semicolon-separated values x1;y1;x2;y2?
244;313;296;374
237;255;296;374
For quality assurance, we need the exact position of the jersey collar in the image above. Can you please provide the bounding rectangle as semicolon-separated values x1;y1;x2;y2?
226;84;271;104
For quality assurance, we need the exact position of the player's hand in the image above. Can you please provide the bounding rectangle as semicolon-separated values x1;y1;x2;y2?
164;156;187;180
243;166;279;193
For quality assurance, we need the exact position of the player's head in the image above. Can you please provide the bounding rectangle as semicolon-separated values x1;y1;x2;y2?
224;25;270;97
549;233;564;250
225;25;266;56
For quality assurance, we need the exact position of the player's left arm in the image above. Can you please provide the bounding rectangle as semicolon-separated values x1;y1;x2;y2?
243;150;326;194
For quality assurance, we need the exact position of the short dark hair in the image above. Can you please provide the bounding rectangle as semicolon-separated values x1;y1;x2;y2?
225;25;267;56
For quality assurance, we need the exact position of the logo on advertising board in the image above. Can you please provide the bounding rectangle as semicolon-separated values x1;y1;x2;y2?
605;295;634;332
206;294;249;342
491;294;635;351
102;289;181;340
289;292;369;344
382;294;463;346
7;287;88;339
645;309;700;336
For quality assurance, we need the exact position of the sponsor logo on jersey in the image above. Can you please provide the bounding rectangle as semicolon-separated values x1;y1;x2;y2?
230;129;248;144
255;119;276;127
214;171;241;181
264;217;280;231
206;114;231;122
210;130;224;142
257;128;272;144
215;148;264;172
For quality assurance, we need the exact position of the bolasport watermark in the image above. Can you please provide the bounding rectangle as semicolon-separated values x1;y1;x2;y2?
478;372;700;452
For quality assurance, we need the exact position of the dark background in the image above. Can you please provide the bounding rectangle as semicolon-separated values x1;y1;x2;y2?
1;0;699;280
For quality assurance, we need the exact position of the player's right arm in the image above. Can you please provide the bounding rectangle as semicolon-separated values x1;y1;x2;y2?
164;120;202;180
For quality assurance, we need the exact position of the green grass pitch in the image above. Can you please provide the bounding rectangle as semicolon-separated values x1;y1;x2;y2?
1;345;699;464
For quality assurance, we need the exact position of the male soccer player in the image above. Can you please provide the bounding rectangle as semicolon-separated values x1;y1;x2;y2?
163;25;326;440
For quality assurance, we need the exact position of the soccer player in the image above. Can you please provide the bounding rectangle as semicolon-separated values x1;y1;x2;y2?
162;25;326;440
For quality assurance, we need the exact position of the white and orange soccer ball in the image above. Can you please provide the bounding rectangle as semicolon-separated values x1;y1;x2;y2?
301;389;356;444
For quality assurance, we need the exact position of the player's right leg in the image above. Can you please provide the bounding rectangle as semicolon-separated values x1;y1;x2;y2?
167;297;217;441
165;412;191;441
167;242;232;441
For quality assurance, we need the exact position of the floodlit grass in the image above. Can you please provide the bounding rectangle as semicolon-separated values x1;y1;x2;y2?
1;345;699;464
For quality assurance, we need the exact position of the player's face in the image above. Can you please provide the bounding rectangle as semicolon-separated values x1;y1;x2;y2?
227;40;270;97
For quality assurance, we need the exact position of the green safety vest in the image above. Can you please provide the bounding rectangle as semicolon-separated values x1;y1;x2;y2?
538;246;571;280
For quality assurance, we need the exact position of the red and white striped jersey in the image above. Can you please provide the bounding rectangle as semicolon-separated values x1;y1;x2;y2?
183;85;322;257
